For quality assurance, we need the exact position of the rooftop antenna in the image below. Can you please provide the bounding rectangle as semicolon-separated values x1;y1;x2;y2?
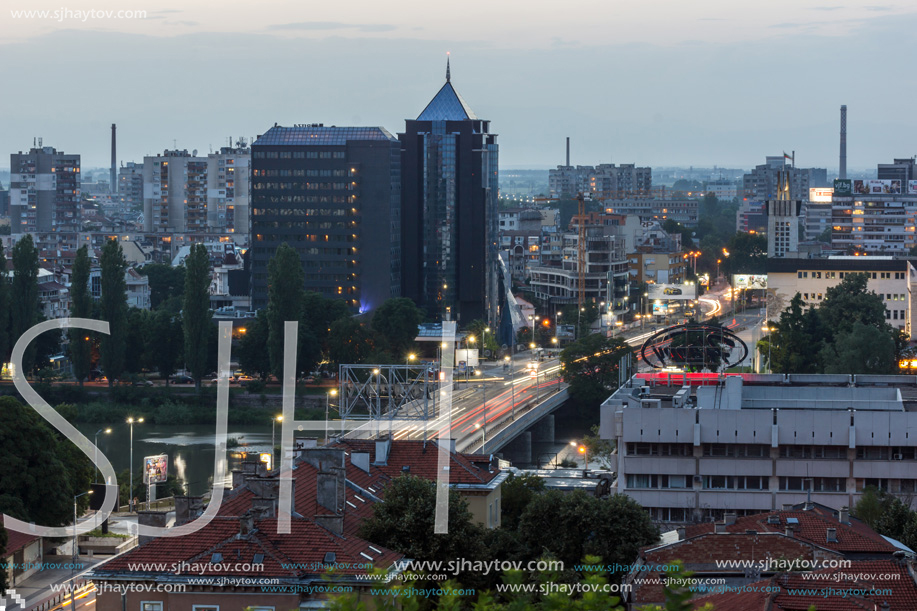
446;52;451;83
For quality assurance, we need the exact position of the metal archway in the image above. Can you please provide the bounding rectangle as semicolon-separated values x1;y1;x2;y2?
640;323;748;369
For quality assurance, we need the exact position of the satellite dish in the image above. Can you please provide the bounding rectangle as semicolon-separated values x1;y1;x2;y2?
192;149;198;157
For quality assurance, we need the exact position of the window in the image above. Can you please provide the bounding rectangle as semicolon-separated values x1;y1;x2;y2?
142;604;163;611
192;607;219;611
856;447;890;460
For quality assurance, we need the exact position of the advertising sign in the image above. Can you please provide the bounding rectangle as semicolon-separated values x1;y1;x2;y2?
833;179;852;195
454;349;479;368
556;324;576;339
697;273;710;287
652;303;669;316
908;180;917;194
854;179;902;195
733;274;768;289
808;188;834;203
143;454;168;484
647;283;696;301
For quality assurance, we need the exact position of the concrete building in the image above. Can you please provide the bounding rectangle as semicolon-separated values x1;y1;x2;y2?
743;157;828;201
9;146;81;236
548;163;652;199
705;178;738;201
765;199;802;258
117;161;143;211
736;201;767;234
207;144;250;234
831;178;917;255
250;124;401;313
600;372;917;523
765;256;914;335
603;198;699;226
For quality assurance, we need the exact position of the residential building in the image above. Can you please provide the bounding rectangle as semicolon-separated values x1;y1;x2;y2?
603;198;699;226
9;146;81;237
250;124;401;313
400;62;499;325
743;157;828;201
117;161;143;211
704;178;738;201
599;372;917;524
877;157;917;183
87;266;151;310
736;200;767;234
207;144;251;234
626;505;908;610
548;164;652;199
2;531;41;589
831;177;917;254
765;257;913;335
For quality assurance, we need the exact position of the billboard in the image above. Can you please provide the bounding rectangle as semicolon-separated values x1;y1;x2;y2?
556;324;576;339
834;179;852;195
808;188;834;203
854;179;902;195
733;274;768;289
909;180;917;194
143;454;168;484
647;283;696;301
454;349;479;368
652;303;669;316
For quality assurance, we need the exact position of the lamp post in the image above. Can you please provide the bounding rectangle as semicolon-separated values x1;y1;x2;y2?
476;370;487;453
272;415;283;471
94;427;112;483
555;311;561;344
127;417;143;512
72;489;92;611
474;422;486;453
407;353;416;366
325;389;337;445
571;441;588;476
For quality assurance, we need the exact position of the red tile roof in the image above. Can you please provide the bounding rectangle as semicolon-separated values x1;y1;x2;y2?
684;507;895;555
693;560;917;610
3;531;39;556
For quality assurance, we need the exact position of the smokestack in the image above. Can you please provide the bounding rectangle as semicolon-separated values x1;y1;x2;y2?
111;123;117;195
566;137;570;167
839;105;847;179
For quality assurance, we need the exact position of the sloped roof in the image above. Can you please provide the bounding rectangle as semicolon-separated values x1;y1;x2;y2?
416;82;478;121
3;531;39;556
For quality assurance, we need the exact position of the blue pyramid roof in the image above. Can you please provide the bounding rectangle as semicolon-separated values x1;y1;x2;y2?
417;82;478;121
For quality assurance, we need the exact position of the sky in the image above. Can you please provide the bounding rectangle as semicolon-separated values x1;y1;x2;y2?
2;0;916;171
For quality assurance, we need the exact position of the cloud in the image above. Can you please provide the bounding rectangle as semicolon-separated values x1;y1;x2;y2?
164;21;199;27
268;21;396;33
865;5;893;11
811;6;845;10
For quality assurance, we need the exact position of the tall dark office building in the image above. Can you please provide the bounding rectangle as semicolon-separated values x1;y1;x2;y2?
249;125;401;312
400;60;499;325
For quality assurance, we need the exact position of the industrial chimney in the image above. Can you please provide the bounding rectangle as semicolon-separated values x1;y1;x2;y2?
839;105;847;180
110;123;117;195
566;137;570;167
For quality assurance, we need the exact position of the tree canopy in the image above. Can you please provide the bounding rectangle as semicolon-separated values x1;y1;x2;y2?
559;334;632;412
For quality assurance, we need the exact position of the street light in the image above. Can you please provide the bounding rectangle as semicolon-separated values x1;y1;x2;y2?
94;427;112;483
271;415;283;471
571;441;588;476
127;417;144;512
474;422;486;453
325;389;337;445
407;353;416;366
72;489;92;611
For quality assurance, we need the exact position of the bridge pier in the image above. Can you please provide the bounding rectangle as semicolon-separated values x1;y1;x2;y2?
532;414;555;444
503;431;532;465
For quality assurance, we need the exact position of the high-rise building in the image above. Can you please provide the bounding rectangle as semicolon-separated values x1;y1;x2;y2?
877;158;916;183
743;157;827;201
400;60;499;325
142;146;251;234
117;162;143;211
249;124;401;312
548;164;652;199
766;171;802;258
9;146;81;235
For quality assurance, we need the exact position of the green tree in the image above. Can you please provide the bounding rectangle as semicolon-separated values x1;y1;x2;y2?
139;263;185;310
582;424;616;470
69;245;93;387
328;317;376;366
760;294;824;374
237;310;271;379
0;396;93;526
819;321;896;375
99;240;127;387
146;309;182;383
0;243;10;366
301;291;350;354
10;235;39;373
721;231;767;278
818;272;890;339
500;473;546;531
359;475;487;582
517;490;659;581
371;297;424;358
266;244;305;379
182;244;212;391
560;334;632;411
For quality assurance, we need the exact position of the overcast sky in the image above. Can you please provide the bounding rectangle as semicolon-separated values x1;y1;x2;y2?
2;0;916;171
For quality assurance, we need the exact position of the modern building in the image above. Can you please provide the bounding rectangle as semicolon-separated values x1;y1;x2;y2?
249;124;401;312
9;146;81;235
877;157;916;183
548;163;652;199
400;61;499;325
765;199;802;258
600;372;917;523
831;176;917;254
765;256;914;335
736;200;767;234
603;198;699;226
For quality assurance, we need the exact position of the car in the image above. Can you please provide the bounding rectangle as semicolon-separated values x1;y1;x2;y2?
172;375;194;384
663;287;683;296
133;380;154;387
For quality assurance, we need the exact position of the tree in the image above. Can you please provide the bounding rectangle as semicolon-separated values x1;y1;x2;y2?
124;308;150;373
99;240;128;387
721;231;767;278
559;334;632;411
139;263;185;310
582;424;616;470
818;272;890;339
10;235;39;373
760;294;824;374
0;243;10;366
0;396;93;527
146;309;182;383
266;244;305;379
359;475;487;582
517;490;658;580
328;317;376;366
237;310;271;379
371;297;424;357
69;245;93;387
819;321;896;375
182;244;211;391
500;473;546;531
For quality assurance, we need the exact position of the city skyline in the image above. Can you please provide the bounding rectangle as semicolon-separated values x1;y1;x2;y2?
3;1;917;170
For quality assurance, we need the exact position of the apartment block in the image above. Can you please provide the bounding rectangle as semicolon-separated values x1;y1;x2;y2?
548;163;652;199
9;146;81;235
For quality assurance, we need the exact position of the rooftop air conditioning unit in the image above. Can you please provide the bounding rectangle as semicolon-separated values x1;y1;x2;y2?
894;453;904;460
